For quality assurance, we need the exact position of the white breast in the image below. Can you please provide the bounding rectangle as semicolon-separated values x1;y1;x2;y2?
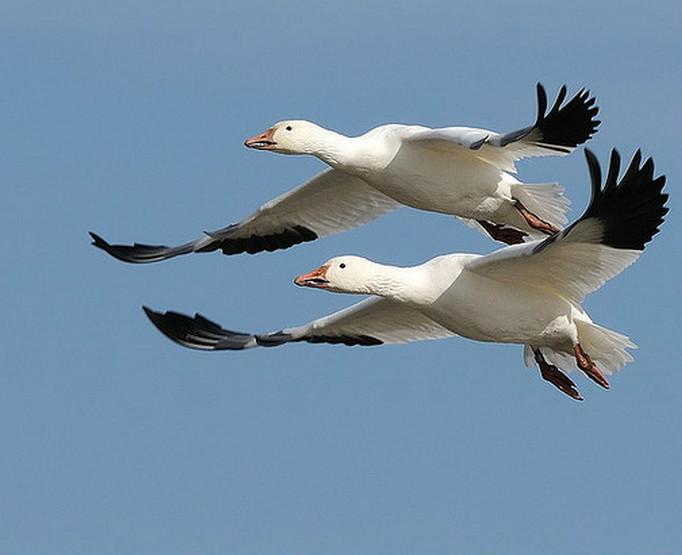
418;262;577;348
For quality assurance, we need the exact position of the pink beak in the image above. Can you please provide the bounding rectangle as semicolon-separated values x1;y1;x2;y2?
294;265;330;288
244;127;277;150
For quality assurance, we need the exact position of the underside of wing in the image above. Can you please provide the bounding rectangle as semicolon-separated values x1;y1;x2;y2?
292;298;457;346
143;298;456;351
91;169;399;263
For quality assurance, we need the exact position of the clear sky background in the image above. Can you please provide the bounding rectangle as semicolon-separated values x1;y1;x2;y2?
1;1;680;554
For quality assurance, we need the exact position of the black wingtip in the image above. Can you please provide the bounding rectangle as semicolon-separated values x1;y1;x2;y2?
583;147;598;165
92;217;322;262
142;305;157;320
604;149;622;191
584;148;602;202
142;305;214;350
141;306;260;351
535;82;548;123
533;84;600;149
89;230;147;263
142;305;177;340
622;148;638;166
89;231;109;249
89;231;198;264
580;148;668;251
551;85;568;113
501;84;599;151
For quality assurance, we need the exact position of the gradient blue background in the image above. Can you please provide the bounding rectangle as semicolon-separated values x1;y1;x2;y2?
1;1;680;553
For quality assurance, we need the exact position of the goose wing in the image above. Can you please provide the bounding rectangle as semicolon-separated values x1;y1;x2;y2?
466;149;667;305
143;297;456;351
91;169;399;264
405;84;600;172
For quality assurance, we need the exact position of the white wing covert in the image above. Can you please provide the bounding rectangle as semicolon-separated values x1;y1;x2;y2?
405;84;600;172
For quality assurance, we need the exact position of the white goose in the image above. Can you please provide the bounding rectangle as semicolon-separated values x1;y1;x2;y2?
91;84;599;263
143;149;667;400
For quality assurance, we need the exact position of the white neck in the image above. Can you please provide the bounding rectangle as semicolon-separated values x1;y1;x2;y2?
308;128;362;169
360;263;429;304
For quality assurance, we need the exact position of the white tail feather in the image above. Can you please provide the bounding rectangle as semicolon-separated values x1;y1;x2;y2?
511;182;571;228
533;322;636;377
575;320;637;374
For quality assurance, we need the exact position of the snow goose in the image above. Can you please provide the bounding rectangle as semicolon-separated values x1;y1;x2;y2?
143;149;667;400
91;84;599;263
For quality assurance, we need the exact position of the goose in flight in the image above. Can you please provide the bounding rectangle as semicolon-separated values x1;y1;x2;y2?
142;149;667;400
91;84;599;263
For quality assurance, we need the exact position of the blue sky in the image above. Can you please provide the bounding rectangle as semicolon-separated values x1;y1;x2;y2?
1;1;680;553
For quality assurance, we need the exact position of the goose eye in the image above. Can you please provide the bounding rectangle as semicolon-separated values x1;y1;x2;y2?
339;263;346;269
285;125;292;131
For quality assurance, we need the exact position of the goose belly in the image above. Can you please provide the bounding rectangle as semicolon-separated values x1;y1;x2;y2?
366;148;511;218
423;272;577;348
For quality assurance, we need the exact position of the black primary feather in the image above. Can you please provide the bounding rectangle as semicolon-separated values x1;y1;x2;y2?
499;84;600;150
535;148;668;254
581;148;668;250
142;306;257;350
90;224;318;264
533;84;600;149
142;307;383;351
90;232;196;263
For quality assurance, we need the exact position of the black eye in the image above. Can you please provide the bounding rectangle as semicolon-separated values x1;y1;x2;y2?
285;125;292;131
339;263;346;269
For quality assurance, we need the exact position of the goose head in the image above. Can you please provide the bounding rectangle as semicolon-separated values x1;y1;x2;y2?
244;120;330;155
294;255;378;294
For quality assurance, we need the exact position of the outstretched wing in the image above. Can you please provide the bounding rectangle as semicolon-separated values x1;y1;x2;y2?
90;169;399;264
405;84;600;172
143;298;456;351
467;149;668;305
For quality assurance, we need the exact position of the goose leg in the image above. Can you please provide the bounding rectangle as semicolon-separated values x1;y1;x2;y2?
533;348;583;400
514;200;561;235
574;344;610;389
476;220;527;245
